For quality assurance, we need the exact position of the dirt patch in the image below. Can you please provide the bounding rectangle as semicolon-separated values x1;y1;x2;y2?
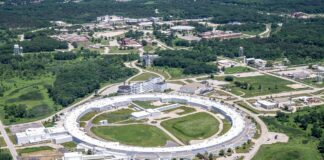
286;84;307;89
20;150;62;160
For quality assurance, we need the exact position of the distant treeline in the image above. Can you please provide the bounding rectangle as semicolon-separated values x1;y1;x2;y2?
1;0;324;28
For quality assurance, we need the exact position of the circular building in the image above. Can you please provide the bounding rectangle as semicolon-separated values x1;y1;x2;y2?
64;94;254;159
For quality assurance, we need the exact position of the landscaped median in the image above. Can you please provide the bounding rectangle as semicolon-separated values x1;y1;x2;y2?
91;124;172;147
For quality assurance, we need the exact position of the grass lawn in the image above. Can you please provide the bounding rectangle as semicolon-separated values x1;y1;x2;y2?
236;141;255;153
61;141;77;151
0;75;61;125
224;66;253;74
79;111;97;121
91;124;171;147
92;108;134;124
144;67;171;80
218;118;232;136
223;75;297;97
155;67;186;80
301;78;324;88
167;81;186;85
18;146;53;155
133;101;161;109
130;72;159;81
0;137;7;147
161;112;219;144
109;46;139;53
253;143;321;160
163;106;196;115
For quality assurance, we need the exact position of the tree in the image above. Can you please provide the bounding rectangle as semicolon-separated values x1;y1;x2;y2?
219;149;225;156
142;40;148;46
318;138;324;153
224;76;234;81
311;124;322;138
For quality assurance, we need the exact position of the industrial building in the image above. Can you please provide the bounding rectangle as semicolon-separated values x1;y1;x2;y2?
13;44;23;55
117;77;167;94
16;127;72;145
254;100;277;109
63;93;251;158
141;54;159;66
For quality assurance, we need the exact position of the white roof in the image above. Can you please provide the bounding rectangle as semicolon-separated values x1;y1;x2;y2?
138;22;153;26
63;94;246;154
257;100;276;106
171;25;195;31
131;111;149;118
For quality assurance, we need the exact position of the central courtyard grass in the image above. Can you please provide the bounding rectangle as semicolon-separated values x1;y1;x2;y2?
132;100;161;109
91;124;171;147
92;108;134;124
161;112;219;144
222;75;298;97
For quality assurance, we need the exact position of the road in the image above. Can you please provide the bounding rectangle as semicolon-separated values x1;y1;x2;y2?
259;23;271;38
0;121;18;160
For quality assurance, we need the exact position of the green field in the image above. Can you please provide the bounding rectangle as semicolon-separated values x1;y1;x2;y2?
253;108;323;160
91;124;171;147
223;75;297;97
0;75;61;125
224;66;252;74
79;111;97;121
61;141;77;151
163;106;196;115
0;137;7;147
218;118;232;136
143;67;171;80
18;146;53;155
109;46;139;54
133;101;161;109
130;72;159;81
161;112;219;144
301;78;324;88
92;108;134;124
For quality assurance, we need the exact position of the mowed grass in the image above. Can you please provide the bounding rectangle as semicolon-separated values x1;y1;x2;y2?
91;124;171;147
161;112;219;144
163;106;196;115
252;143;320;160
0;75;61;125
130;72;159;81
18;146;54;155
224;66;252;74
223;75;297;97
79;111;97;121
109;46;139;53
92;108;134;124
133;101;161;109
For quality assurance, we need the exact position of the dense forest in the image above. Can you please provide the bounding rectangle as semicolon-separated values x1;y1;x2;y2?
153;49;217;74
0;51;138;123
49;55;137;106
1;0;324;28
193;19;324;64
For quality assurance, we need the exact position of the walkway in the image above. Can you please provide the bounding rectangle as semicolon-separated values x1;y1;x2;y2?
0;121;18;160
